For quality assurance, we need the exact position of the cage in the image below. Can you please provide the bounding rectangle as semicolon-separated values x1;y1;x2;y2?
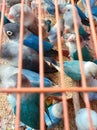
0;0;97;130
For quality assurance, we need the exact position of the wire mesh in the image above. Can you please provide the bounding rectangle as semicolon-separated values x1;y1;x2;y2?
0;0;97;130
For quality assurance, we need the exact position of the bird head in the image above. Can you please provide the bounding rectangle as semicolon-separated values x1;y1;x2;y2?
3;23;30;41
84;61;97;79
75;108;97;130
62;4;74;15
8;3;32;24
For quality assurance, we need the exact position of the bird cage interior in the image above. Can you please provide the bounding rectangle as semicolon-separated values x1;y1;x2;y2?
0;0;97;130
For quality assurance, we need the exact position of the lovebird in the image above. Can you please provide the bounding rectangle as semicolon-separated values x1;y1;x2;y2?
0;11;11;24
48;18;64;44
63;60;97;81
6;0;21;7
45;102;63;128
75;108;97;130
64;33;93;61
1;41;58;73
62;4;90;41
81;77;97;101
0;64;57;129
8;3;49;39
4;22;58;57
63;60;97;101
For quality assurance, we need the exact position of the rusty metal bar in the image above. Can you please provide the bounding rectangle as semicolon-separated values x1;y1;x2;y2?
71;0;94;129
54;0;70;130
85;0;97;58
38;0;45;130
0;0;5;54
15;0;25;129
1;87;97;93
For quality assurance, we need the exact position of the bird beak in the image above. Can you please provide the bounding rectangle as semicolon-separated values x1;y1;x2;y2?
8;14;14;19
61;8;66;14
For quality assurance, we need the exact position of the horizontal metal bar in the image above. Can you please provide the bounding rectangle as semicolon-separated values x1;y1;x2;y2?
0;87;97;93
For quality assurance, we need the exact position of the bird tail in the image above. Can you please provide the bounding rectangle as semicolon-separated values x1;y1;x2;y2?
44;57;60;72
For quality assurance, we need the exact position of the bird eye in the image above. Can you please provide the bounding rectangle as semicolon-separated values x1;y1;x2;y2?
67;9;70;12
6;31;13;36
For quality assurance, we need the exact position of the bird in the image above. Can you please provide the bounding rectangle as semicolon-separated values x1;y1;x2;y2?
75;108;97;130
3;22;58;57
6;0;21;7
43;0;89;26
0;64;58;129
0;11;11;24
64;33;94;61
8;3;49;39
63;60;97;81
42;19;52;33
48;18;64;44
1;40;58;73
81;77;97;101
45;101;63;129
62;4;90;41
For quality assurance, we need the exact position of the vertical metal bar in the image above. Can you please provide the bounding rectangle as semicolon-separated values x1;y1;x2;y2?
70;0;93;130
55;0;70;130
85;0;97;58
15;0;24;129
38;0;45;130
0;0;6;54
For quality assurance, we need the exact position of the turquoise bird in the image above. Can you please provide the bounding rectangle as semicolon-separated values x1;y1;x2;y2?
0;11;11;24
63;60;97;101
63;60;97;81
0;64;60;129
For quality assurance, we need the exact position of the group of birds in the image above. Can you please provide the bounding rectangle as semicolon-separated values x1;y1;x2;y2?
0;0;97;129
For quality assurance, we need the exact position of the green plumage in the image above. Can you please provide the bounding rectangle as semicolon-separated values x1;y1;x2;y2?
14;93;40;129
73;46;93;61
79;25;90;40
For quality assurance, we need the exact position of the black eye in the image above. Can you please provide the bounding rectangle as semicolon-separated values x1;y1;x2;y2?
67;9;70;12
6;31;13;36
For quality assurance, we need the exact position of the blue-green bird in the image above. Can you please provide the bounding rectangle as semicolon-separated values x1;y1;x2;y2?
0;64;60;129
64;60;97;81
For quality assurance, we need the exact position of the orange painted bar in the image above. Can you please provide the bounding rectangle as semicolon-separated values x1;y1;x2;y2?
38;0;45;130
0;0;5;53
54;0;70;130
85;0;97;58
15;0;25;129
1;87;97;93
71;0;94;129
